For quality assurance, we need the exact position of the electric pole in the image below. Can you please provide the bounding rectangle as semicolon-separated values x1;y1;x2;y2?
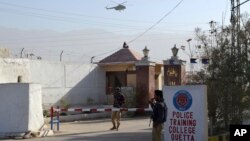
230;0;250;56
230;0;241;56
229;0;250;125
209;20;217;49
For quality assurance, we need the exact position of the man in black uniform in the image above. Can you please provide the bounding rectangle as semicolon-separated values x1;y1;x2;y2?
110;87;125;131
149;90;168;141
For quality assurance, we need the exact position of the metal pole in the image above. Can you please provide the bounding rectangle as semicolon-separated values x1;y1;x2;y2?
56;106;60;131
91;56;95;63
20;48;24;58
50;107;54;130
187;39;192;57
187;39;193;81
60;50;63;62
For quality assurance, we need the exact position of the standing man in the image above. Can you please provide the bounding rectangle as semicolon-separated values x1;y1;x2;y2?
110;87;125;131
149;90;168;141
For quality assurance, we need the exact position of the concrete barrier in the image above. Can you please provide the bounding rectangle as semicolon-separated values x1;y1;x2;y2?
0;83;44;138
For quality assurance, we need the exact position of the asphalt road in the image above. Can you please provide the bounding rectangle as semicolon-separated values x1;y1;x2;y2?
7;117;154;141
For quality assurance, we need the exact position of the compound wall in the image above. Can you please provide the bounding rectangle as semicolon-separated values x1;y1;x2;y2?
30;61;106;108
0;58;106;109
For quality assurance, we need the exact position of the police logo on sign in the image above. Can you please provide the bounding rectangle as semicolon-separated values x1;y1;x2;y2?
230;125;250;141
173;90;192;111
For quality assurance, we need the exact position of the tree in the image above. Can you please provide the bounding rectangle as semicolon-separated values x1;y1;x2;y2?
195;15;250;134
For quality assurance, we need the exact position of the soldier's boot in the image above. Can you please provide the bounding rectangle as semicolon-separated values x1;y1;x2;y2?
116;123;120;131
110;123;116;130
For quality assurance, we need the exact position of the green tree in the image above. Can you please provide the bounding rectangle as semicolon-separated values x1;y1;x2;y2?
195;15;250;134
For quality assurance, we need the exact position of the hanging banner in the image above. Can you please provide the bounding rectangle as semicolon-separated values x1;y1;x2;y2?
163;85;208;141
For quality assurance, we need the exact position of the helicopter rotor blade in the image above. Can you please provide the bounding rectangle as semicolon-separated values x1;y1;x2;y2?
111;1;127;5
111;1;119;4
121;1;127;5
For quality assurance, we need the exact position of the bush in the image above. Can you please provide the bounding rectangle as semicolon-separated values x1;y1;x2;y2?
43;110;50;117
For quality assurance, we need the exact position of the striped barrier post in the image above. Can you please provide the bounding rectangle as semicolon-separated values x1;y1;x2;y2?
50;107;60;131
56;106;60;131
50;106;230;140
58;107;152;112
50;107;53;130
49;107;152;131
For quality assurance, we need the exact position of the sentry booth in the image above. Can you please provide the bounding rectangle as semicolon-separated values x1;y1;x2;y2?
164;85;208;141
0;83;44;137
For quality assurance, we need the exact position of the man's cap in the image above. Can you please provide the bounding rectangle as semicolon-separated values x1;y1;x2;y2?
155;90;163;98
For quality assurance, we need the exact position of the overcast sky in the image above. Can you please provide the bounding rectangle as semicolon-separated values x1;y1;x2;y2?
0;0;250;65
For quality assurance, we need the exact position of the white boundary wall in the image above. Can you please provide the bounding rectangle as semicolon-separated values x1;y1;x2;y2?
0;83;43;133
0;58;30;83
30;60;106;108
0;58;106;108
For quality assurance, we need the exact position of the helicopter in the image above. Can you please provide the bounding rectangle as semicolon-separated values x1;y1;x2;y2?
106;1;127;11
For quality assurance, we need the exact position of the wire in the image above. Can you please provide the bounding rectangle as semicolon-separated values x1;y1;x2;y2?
0;1;185;25
233;0;250;9
0;1;147;23
128;0;185;43
0;7;150;29
91;47;121;61
0;28;195;43
0;6;200;36
0;32;193;45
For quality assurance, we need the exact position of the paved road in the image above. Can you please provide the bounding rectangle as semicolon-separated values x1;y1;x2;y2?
6;117;154;141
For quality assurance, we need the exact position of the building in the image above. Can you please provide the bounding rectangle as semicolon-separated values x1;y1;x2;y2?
97;42;163;108
0;44;186;109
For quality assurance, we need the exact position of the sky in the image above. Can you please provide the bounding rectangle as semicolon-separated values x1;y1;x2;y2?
0;0;250;66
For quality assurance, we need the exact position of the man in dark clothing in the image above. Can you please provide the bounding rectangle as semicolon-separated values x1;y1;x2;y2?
149;90;168;141
110;87;125;131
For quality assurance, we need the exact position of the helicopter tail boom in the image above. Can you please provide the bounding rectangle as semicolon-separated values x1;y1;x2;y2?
106;6;115;10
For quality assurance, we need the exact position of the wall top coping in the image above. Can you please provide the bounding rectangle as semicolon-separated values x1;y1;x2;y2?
135;60;156;66
163;56;186;65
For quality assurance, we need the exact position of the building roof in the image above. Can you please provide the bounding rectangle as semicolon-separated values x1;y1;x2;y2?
98;42;143;64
